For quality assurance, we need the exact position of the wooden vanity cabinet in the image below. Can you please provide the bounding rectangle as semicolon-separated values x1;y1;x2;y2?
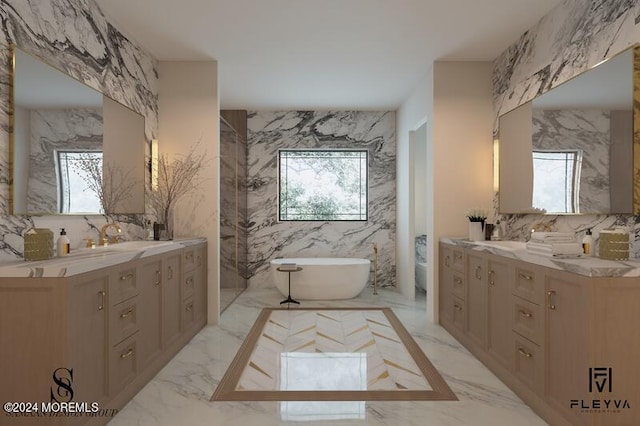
439;241;640;426
0;241;208;426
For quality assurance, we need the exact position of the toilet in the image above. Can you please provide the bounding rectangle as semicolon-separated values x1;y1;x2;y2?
415;261;427;292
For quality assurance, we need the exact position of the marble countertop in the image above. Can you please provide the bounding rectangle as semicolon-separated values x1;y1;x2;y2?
441;237;640;278
0;238;206;278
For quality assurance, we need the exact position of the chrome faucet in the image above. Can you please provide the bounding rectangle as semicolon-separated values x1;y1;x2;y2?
99;223;122;246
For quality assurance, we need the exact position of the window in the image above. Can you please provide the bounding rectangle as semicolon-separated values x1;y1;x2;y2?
57;150;103;214
278;150;368;221
532;150;582;213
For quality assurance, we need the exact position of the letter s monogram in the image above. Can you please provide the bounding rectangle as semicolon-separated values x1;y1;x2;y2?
51;367;74;402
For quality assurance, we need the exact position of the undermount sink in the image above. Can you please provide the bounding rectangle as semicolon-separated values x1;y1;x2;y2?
472;240;525;251
102;240;176;251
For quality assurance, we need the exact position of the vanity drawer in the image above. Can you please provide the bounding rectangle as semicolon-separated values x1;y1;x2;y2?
110;298;139;346
451;249;465;272
512;296;542;345
513;334;543;395
183;297;196;329
451;273;465;300
452;296;465;331
110;333;138;395
512;265;543;305
110;266;139;305
183;272;196;300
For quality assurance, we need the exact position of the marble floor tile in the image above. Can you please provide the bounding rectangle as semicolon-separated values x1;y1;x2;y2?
110;287;548;426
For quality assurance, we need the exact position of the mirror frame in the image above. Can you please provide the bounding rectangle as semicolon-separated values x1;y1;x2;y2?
9;45;148;216
496;44;640;215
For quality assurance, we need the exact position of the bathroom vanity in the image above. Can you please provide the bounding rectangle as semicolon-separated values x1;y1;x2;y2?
0;239;207;426
439;238;640;426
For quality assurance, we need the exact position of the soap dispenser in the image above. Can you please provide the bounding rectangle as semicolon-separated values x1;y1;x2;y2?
582;228;595;256
56;228;70;257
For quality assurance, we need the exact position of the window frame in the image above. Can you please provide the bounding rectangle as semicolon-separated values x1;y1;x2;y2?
56;149;103;214
532;149;582;214
277;148;369;222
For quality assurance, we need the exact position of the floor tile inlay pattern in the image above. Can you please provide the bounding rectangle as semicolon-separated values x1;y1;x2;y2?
212;308;456;401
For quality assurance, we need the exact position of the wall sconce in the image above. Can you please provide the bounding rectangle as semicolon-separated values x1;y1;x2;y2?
493;138;500;192
151;139;159;191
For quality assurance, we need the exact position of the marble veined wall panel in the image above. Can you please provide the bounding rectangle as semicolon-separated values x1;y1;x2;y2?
493;0;640;256
247;111;396;289
0;0;158;260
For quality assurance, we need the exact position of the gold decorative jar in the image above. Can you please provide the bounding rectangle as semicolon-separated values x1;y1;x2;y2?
598;229;629;261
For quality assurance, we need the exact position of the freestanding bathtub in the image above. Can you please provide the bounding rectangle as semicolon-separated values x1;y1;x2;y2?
270;258;371;300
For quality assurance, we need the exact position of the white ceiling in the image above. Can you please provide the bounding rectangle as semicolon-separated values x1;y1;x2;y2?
95;0;563;110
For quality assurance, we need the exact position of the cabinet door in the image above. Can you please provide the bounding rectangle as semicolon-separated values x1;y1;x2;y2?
193;244;207;323
68;271;109;405
486;257;513;369
138;256;163;366
439;244;454;323
465;252;486;348
163;252;182;347
545;273;590;425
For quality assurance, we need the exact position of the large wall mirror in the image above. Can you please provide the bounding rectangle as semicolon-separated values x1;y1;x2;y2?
498;45;638;215
11;47;146;215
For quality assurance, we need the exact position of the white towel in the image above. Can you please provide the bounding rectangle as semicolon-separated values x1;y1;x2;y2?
526;242;583;256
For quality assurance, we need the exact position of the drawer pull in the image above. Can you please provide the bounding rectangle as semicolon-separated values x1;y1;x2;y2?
445;256;451;267
155;270;161;286
518;309;532;318
197;255;202;267
186;278;194;287
547;290;556;310
475;266;482;280
186;303;194;312
454;278;463;285
518;347;533;358
453;303;462;311
120;308;134;319
168;265;174;280
454;254;463;261
97;291;106;311
120;273;134;281
488;270;495;285
519;273;533;280
186;253;194;261
120;348;134;359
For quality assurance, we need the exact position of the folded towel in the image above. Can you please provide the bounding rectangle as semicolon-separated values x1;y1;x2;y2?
526;242;583;256
530;232;575;243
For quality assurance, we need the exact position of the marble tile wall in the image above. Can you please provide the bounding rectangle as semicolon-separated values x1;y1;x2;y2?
493;0;640;256
415;234;426;264
246;111;396;288
0;0;158;260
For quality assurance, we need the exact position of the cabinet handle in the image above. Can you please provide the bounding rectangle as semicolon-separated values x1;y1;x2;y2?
168;265;173;280
455;254;463;261
120;308;134;319
97;291;106;311
186;253;194;262
547;290;556;310
186;303;194;312
519;309;532;318
453;303;462;311
120;348;134;359
519;273;533;281
155;270;161;286
518;347;533;358
186;277;194;287
120;273;134;281
197;255;202;267
454;277;463;286
445;256;451;267
475;266;482;280
488;270;495;285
